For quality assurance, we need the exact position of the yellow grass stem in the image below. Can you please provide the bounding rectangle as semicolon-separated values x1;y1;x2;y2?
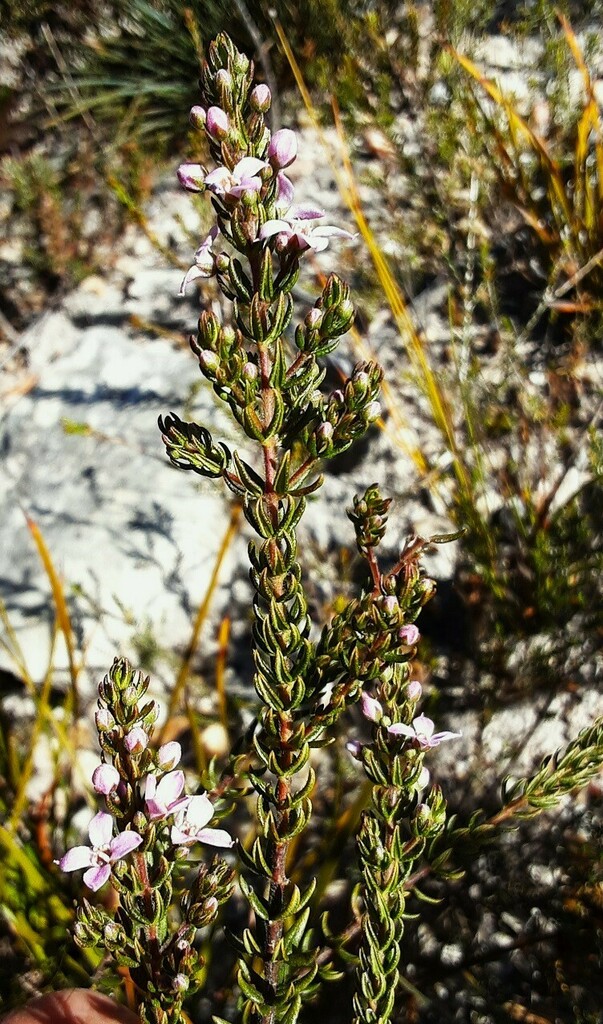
215;615;231;736
275;19;476;504
25;512;81;718
8;635;56;832
160;502;241;739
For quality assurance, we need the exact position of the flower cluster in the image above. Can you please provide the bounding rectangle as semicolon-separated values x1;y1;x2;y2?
177;97;355;296
57;736;233;893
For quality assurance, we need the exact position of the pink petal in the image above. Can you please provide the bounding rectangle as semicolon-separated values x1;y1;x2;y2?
311;226;356;239
109;830;143;861
234;157;267;178
204;167;231;191
88;811;113;849
413;714;435;740
156;770;185;807
184;794;214;830
429;730;462;747
289;204;325;220
260;219;291;240
144;774;157;800
196;828;234;848
170;825;194;846
179;264;210;296
57;846;96;872
276;172;294;209
386;722;415;739
306;235;330;252
229;177;262;198
83;863;112;891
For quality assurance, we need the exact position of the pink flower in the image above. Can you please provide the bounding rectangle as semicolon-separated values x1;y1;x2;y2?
56;812;142;892
171;794;234;849
144;770;189;820
387;713;461;749
267;128;297;169
92;763;120;795
260;203;355;254
204;157;267;200
179;227;219;296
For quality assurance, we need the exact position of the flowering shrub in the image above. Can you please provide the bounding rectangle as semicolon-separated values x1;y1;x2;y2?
54;32;603;1024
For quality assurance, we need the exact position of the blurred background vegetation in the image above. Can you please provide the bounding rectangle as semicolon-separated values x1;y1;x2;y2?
1;1;602;1021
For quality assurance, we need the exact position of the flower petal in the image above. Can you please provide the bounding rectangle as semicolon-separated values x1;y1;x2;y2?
109;831;143;862
234;157;267;178
196;828;234;848
311;226;356;239
156;770;185;807
170;825;194;846
184;794;214;830
386;722;415;739
88;811;113;849
260;219;291;240
57;846;96;872
83;863;112;891
289;204;325;220
276;172;294;209
413;714;435;740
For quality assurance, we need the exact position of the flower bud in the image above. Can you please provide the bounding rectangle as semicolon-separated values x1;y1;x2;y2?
346;740;363;760
95;708;115;731
399;624;420;646
361;692;383;723
124;726;149;754
189;105;206;129
382;595;399;616
199;349;220;373
177;162;206;193
317;421;334;442
407;679;422;701
267;128;297;169
233;52;250;75
206;106;229;140
250;84;271;112
157;741;181;771
204;896;219;916
172;974;190;994
215;69;232;91
215;252;230;273
366;400;381;422
242;361;258;381
92;763;120;795
305;307;323;330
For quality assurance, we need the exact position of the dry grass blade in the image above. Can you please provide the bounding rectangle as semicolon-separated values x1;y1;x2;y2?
159;502;241;740
25;512;80;718
274;19;476;496
451;49;574;230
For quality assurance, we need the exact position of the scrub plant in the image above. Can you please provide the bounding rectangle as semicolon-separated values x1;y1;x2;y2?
51;31;603;1024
